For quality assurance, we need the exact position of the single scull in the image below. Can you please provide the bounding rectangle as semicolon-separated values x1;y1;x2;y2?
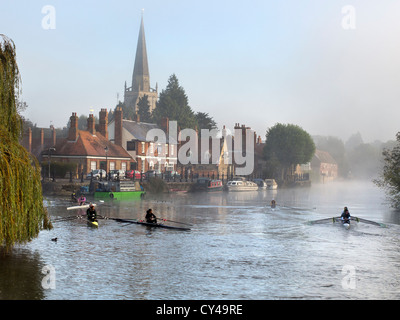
114;218;191;231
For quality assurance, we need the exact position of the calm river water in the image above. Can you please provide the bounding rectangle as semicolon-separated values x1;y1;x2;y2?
1;180;399;300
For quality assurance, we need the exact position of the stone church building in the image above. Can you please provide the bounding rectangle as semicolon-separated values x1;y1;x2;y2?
123;15;158;115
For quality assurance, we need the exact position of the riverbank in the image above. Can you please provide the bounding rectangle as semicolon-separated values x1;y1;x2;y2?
41;178;195;197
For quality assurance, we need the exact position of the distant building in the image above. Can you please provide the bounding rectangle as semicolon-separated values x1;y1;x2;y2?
185;125;234;179
21;126;57;161
124;15;158;115
311;149;338;183
41;110;133;178
108;107;176;173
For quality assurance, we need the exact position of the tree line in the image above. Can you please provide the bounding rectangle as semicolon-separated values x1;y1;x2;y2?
118;74;217;131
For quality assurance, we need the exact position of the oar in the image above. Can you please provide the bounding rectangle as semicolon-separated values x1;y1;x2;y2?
157;217;193;226
52;215;82;222
307;217;338;225
352;216;387;228
280;204;317;211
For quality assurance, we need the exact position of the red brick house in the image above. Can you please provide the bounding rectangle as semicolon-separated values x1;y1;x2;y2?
108;107;177;174
41;110;133;178
311;149;338;183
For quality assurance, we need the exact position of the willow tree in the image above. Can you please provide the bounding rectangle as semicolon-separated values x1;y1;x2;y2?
0;35;52;249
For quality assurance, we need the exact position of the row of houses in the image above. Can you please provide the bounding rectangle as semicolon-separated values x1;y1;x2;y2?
21;108;338;183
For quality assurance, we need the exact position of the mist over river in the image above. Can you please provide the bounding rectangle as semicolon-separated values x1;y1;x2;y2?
1;180;399;300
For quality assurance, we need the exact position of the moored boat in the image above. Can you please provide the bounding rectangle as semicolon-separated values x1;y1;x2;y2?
265;179;278;190
226;178;258;192
92;180;144;200
193;178;224;192
253;178;267;190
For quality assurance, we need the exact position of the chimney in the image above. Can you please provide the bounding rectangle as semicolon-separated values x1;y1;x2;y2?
160;117;169;135
115;107;123;147
68;112;79;141
40;128;44;152
28;127;32;153
87;114;96;135
51;125;56;146
99;108;108;139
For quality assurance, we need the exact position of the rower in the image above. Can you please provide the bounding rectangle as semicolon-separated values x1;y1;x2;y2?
86;203;97;222
145;208;157;224
78;195;86;206
341;206;351;225
71;191;77;202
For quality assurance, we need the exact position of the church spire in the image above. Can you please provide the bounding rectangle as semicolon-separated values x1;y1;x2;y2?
131;14;150;92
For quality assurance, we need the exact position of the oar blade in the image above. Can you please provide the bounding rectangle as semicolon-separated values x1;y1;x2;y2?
308;217;339;225
353;217;387;228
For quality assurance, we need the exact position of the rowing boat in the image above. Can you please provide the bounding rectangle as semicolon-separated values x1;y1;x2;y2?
87;219;98;228
342;221;351;230
114;218;191;231
67;204;96;210
308;216;386;228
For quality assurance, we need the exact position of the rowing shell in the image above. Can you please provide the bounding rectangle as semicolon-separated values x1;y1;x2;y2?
115;218;191;231
67;204;96;210
87;219;98;228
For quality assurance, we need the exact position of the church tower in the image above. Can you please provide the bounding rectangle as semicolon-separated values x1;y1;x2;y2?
124;14;158;116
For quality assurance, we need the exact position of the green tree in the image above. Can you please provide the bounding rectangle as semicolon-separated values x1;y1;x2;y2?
137;94;152;122
118;101;135;121
195;112;217;130
374;132;400;208
0;35;52;249
152;74;197;129
263;123;315;181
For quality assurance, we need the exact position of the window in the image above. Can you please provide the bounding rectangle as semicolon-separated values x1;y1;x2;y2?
127;141;135;151
110;162;115;170
121;162;127;171
90;161;97;171
149;143;154;155
170;144;174;156
141;142;145;154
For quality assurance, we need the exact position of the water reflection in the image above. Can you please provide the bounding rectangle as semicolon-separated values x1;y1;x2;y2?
1;180;399;299
0;247;45;299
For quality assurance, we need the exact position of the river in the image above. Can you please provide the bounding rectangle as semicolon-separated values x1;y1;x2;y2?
1;180;399;300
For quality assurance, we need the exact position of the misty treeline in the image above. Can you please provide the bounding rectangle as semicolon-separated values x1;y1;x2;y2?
374;132;400;209
313;132;396;180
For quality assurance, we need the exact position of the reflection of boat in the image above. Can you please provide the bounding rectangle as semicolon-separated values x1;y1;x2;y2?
226;178;258;192
194;178;223;192
265;179;278;190
253;179;267;190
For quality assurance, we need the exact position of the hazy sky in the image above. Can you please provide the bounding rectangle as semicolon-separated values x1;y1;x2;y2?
1;0;400;143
